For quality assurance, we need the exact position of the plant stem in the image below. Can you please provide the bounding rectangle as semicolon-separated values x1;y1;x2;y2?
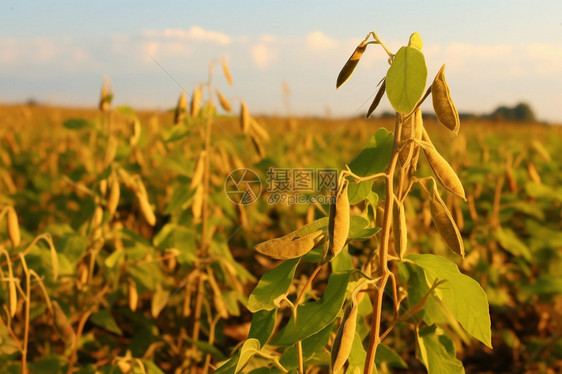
363;114;403;374
19;254;30;374
294;264;322;374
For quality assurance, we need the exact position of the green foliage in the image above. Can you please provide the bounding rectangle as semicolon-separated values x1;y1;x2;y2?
385;46;427;114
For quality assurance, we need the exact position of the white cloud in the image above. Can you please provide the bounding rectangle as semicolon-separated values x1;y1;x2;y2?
142;26;231;45
251;43;276;69
306;31;338;51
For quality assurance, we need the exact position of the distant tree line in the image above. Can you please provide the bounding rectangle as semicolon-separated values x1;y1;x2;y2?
375;102;538;123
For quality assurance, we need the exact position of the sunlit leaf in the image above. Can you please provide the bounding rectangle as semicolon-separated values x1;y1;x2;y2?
386;46;427;114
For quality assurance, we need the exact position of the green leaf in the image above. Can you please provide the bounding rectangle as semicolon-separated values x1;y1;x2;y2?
348;332;407;373
416;326;465;374
399;262;448;325
0;324;19;355
271;270;354;346
235;338;261;373
494;228;531;261
248;309;278;346
214;352;240;374
348;129;393;204
27;356;62;374
186;338;226;361
407;254;492;348
348;215;378;240
280;322;335;369
104;249;124;268
386;46;427;114
63;118;92;130
90;310;123;335
248;258;300;312
523;275;562;296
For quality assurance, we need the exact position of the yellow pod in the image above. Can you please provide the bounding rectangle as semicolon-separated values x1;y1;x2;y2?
327;182;350;259
107;176;120;217
189;151;207;190
422;130;466;200
128;279;138;312
331;299;358;372
254;230;324;260
429;185;465;258
7;207;21;247
250;118;270;142
137;192;156;226
240;101;250;133
222;58;234;86
191;85;202;118
215;88;232;112
431;65;460;134
191;184;204;220
527;161;541;184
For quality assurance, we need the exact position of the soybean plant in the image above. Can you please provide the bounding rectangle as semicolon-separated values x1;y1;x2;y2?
216;30;491;374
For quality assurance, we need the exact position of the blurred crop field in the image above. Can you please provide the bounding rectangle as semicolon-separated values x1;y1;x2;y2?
0;101;561;373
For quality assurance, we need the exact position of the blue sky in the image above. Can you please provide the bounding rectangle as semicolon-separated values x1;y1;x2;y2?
1;1;561;121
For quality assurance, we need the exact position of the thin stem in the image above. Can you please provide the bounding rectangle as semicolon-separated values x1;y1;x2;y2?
191;276;205;373
294;264;322;374
363;114;403;374
370;31;393;58
297;341;304;374
19;254;30;374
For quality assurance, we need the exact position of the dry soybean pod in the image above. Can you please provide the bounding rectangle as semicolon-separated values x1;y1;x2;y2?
137;191;156;226
52;300;76;342
128;278;138;312
1;248;18;317
191;85;202;118
421;129;466;200
250;133;265;159
366;78;386;118
240;101;250;134
254;230;324;260
174;91;187;125
206;269;229;319
7;206;21;247
107;174;120;217
215;88;232;112
222;58;234;86
189;151;207;190
327;181;350;259
191;184;204;220
429;182;465;257
398;107;423;169
336;41;368;88
249;117;271;142
431;64;460;134
331;297;358;372
527;161;541;184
